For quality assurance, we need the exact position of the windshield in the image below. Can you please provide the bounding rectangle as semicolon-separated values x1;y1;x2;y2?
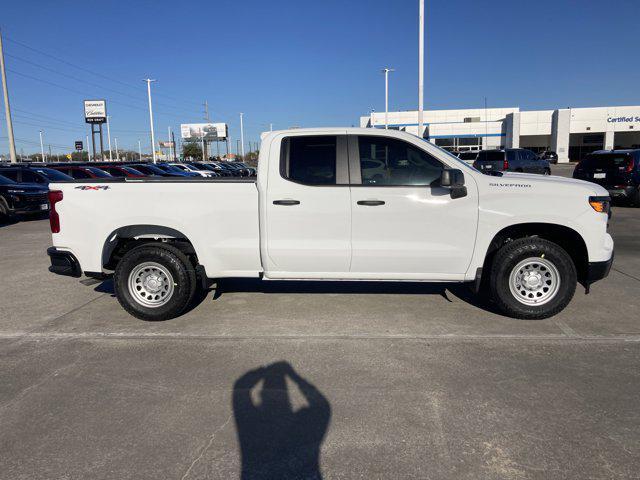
32;168;73;181
0;174;16;185
159;164;183;173
135;164;165;174
428;142;480;173
84;167;112;178
122;166;144;175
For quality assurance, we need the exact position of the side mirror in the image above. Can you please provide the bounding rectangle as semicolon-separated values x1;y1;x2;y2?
439;169;467;199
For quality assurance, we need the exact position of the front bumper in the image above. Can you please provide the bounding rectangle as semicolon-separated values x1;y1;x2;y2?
606;186;635;199
47;247;82;277
585;252;614;286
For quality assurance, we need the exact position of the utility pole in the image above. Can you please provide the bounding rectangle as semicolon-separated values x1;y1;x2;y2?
106;115;113;161
200;132;205;161
239;112;245;158
86;134;90;161
48;144;51;161
39;130;45;162
143;78;157;163
167;126;173;161
382;67;395;129
418;0;425;138
138;139;142;161
114;137;119;161
0;29;17;163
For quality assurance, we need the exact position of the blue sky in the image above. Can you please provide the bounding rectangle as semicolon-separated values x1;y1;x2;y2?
0;0;638;155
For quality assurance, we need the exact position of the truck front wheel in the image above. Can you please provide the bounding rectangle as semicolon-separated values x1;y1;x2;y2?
489;238;576;319
114;243;197;321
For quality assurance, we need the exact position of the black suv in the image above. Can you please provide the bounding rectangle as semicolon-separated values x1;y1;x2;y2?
0;173;49;219
573;149;640;206
473;149;551;175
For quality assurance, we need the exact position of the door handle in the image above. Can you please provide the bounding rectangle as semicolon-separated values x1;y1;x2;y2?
273;199;300;206
357;200;385;206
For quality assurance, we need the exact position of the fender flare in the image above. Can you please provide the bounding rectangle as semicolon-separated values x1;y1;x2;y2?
101;224;190;268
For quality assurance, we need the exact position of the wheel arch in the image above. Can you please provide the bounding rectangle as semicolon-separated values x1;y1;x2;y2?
102;224;198;270
482;222;589;284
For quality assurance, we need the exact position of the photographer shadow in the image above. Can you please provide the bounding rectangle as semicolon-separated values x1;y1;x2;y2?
233;361;331;480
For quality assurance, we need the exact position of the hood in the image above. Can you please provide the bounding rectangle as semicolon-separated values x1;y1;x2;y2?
499;172;609;196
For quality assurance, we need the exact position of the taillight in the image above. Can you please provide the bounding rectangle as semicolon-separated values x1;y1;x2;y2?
503;158;509;170
48;190;63;233
625;158;634;173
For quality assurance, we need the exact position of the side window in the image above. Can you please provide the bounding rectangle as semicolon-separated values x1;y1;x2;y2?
106;168;124;177
71;169;91;179
281;136;337;185
358;136;443;186
506;150;517;162
21;171;45;183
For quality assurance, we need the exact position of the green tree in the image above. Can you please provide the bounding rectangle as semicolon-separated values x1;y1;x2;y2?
182;141;203;160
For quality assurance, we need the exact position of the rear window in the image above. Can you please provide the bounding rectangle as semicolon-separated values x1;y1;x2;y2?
122;167;144;175
84;167;112;178
33;168;73;181
581;154;635;169
476;151;505;162
281;136;337;185
0;174;15;185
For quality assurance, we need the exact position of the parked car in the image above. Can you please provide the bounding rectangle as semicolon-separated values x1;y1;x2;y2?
0;165;74;185
573;149;640;206
168;163;215;177
183;163;221;177
47;128;612;322
154;163;200;177
95;165;146;178
129;163;186;177
0;173;49;219
196;162;233;177
456;151;478;164
473;149;551;175
538;150;559;164
50;165;113;179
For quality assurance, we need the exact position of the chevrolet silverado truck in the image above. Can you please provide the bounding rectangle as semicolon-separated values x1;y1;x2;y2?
46;128;614;321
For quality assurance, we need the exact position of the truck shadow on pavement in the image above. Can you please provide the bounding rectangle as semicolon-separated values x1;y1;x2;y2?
94;278;502;318
233;361;331;480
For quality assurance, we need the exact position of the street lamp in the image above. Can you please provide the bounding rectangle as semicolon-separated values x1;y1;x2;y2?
382;67;395;129
143;78;157;163
39;130;45;162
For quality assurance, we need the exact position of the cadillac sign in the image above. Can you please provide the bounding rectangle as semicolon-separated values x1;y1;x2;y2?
84;100;107;124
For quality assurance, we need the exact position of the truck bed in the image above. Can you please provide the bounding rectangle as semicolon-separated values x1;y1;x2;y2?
49;179;262;278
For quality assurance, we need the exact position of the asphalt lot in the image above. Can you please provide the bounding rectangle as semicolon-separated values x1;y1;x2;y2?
1;164;639;479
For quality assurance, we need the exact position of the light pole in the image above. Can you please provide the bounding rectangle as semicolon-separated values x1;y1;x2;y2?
167;126;173;161
106;115;113;161
39;130;45;162
86;134;90;161
382;67;395;129
0;29;17;163
200;132;205;161
239;112;245;158
418;0;425;138
114;137;119;161
138;139;142;161
143;78;157;163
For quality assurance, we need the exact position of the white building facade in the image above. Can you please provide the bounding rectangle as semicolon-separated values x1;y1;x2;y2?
360;105;640;163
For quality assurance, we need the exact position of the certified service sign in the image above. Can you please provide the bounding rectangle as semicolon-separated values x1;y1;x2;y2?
84;100;107;124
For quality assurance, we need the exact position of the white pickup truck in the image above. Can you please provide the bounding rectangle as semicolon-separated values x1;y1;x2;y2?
46;128;614;321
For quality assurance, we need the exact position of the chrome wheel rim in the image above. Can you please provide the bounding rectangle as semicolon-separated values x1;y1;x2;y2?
508;257;560;306
128;262;175;308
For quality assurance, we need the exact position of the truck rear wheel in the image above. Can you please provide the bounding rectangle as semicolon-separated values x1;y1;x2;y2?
114;243;197;321
489;238;576;319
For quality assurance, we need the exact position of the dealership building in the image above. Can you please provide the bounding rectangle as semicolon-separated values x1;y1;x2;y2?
360;105;640;163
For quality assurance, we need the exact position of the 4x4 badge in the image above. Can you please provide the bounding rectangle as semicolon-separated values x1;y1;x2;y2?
74;185;110;190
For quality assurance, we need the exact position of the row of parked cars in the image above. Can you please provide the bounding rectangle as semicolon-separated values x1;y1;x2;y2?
0;161;256;221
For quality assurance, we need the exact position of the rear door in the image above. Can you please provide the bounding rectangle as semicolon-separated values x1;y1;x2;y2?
581;153;635;187
263;133;352;277
348;134;478;278
475;150;505;172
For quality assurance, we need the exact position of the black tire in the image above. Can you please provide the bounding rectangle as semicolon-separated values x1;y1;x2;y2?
114;243;197;321
489;238;577;319
630;187;640;208
543;168;551;175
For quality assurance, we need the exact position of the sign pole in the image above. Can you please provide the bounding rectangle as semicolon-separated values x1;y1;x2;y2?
91;124;97;162
99;123;105;161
